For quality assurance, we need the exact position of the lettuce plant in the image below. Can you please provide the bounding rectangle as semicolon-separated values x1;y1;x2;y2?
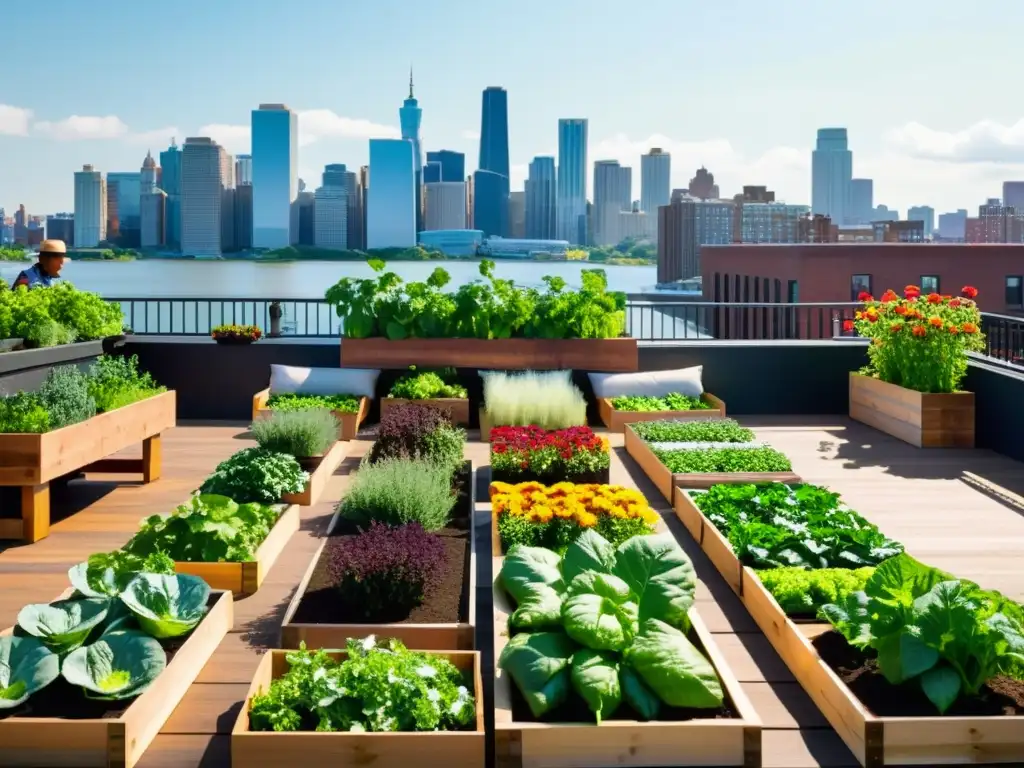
267;393;361;414
632;418;754;443
62;629;166;700
17;598;110;654
757;566;874;616
69;550;175;598
119;573;210;639
653;446;792;474
199;447;308;504
821;553;1024;713
0;637;60;709
497;530;722;723
389;368;467;399
610;393;710;412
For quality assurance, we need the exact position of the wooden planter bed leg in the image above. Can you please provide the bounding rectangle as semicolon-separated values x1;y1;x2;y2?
142;434;161;483
21;483;49;543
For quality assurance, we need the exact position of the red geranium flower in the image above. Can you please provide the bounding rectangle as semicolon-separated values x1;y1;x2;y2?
948;298;961;308
904;285;921;297
842;319;855;332
858;291;874;302
912;324;927;337
926;293;942;304
961;286;979;299
880;289;899;302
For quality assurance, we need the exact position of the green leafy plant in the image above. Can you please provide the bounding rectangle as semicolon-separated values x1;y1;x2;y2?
122;494;282;563
87;354;165;412
118;573;210;639
389;367;467;399
267;393;361;413
498;530;723;722
610;393;711;412
338;457;456;532
821;553;1024;713
249;638;477;732
61;630;166;700
211;323;262;342
0;392;50;433
692;483;904;569
16;598;110;655
69;550;176;598
36;365;97;429
0;636;60;709
653;446;792;473
251;409;338;458
483;371;586;429
0;282;123;346
198;447;308;504
632;418;754;443
757;566;874;616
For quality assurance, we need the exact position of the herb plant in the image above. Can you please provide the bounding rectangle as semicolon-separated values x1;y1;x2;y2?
249;638;477;732
821;553;1024;713
267;392;361;414
0;392;50;433
0;282;123;347
198;447;308;504
632;418;755;443
483;371;586;429
498;530;724;722
122;494;282;563
389;367;467;399
692;483;904;569
86;354;165;412
653;445;792;473
37;365;97;429
610;393;711;412
367;402;465;475
490;426;610;481
251;409;338;458
338;457;456;532
327;522;447;620
757;566;874;616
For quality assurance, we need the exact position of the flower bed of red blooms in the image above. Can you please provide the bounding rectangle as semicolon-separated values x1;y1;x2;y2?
845;285;985;394
490;425;610;483
211;324;262;343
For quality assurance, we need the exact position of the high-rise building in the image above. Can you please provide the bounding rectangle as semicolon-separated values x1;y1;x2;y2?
292;187;316;246
508;191;525;238
252;104;298;249
322;163;347;189
906;205;935;238
220;149;237;252
739;203;812;243
399;70;424;233
937;209;968;241
849;178;873;224
141;151;158;194
159;140;182;250
235;154;253;185
640;148;671;214
873;204;899;222
525;156;556;240
472;169;509;238
367;139;416;249
73;165;106;247
314;185;348;250
46;213;74;246
234;184;253;251
13;205;28;245
557;118;588;244
657;191;734;283
180;137;230;258
1003;182;1024;211
811;128;853;226
359;166;369;249
424;181;467;231
965;198;1023;244
342;170;362;250
423;162;442;184
140;190;166;248
426;150;465;182
593;160;632;246
687;167;719;200
479;87;509;179
107;172;142;247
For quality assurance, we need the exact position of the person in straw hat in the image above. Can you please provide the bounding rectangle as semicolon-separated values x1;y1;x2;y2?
11;239;67;289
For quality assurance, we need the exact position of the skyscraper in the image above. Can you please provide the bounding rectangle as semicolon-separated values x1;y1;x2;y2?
525;156;556;240
811;128;853;226
557;118;588;244
252;104;298;249
314;183;348;251
907;205;935;238
593;160;632;246
180;137;230;258
849;178;873;225
141;151;158;194
159;140;181;250
424;181;467;231
424;162;442;184
73;164;106;247
472;169;509;238
640;148;671;214
426;150;466;183
367;138;416;249
235;154;253;185
344;170;362;250
479;87;509;179
399;70;424;233
508;191;525;238
106;172;142;247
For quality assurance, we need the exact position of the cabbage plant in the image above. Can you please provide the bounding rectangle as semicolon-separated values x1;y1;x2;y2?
17;598;109;654
119;573;210;639
62;629;166;700
0;636;60;709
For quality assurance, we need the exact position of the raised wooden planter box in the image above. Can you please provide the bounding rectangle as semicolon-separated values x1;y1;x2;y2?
282;439;348;506
175;504;300;595
381;396;471;426
0;390;176;543
848;372;975;448
675;488;1024;766
0;589;233;768
252;389;369;441
598;393;726;433
623;423;801;505
279;464;477;651
231;649;485;767
493;572;761;768
341;337;639;372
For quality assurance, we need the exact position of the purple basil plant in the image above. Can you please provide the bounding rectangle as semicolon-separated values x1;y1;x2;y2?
368;402;450;464
327;521;447;621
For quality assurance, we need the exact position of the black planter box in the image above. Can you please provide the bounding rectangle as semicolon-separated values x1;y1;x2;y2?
0;339;107;396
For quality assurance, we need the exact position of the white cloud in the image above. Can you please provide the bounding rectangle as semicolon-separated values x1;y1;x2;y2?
889;119;1024;164
461;129;480;141
198;109;398;154
34;115;129;141
0;105;32;136
124;126;180;147
198;123;251;154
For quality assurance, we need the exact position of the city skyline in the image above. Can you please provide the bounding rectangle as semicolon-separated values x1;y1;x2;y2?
5;0;1024;215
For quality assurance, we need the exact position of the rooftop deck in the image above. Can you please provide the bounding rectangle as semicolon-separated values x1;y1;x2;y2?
2;418;1023;767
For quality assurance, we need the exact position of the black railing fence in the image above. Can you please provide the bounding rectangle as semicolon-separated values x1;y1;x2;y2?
980;312;1024;367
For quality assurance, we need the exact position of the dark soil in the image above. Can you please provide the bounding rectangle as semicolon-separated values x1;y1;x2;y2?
450;460;473;524
508;630;738;723
813;630;1024;716
490;466;610;486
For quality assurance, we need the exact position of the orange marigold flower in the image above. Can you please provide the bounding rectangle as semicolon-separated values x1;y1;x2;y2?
928;316;943;328
926;293;942;304
961;285;979;299
948;325;959;334
880;289;899;302
894;305;907;316
962;322;979;334
842;319;855;332
912;324;927;337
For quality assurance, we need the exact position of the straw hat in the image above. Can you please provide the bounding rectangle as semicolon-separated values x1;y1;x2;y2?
39;239;67;255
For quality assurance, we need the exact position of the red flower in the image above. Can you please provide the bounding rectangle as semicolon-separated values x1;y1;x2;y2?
961;286;979;299
880;290;899;302
889;323;902;333
904;285;921;298
948;298;961;308
912;325;927;337
928;316;943;328
894;305;907;316
842;319;855;332
858;291;874;302
926;293;942;304
948;325;959;334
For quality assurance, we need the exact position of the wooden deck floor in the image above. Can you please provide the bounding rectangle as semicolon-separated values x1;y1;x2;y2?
0;417;1023;767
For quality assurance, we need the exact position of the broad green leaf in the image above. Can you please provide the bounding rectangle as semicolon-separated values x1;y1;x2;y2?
497;631;576;718
920;664;962;714
499;546;564;604
875;632;939;685
62;629;166;700
625;619;724;709
613;534;695;629
819;591;872;648
17;598;110;655
509;586;563;632
570;649;621;723
119;573;209;639
0;636;60;709
562;588;637;652
562;529;616;583
620;665;661;720
865;554;953;637
566;572;632;602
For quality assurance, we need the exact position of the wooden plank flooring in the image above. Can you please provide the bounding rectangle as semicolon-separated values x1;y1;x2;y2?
0;417;1021;767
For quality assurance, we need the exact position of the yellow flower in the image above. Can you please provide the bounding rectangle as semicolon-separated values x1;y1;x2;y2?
575;510;599;527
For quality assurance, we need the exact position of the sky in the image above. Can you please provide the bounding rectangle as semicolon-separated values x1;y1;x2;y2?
4;0;1024;217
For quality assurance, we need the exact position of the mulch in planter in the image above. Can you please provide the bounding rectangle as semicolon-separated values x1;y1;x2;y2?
489;466;610;486
813;630;1024;716
508;628;738;723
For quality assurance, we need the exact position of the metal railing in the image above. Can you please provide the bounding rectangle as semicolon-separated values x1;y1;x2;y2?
980;312;1024;367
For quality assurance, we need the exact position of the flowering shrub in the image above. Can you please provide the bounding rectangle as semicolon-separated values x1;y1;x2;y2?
211;323;262;343
367;402;464;475
490;426;610;482
847;285;985;394
491;481;658;551
327;522;447;621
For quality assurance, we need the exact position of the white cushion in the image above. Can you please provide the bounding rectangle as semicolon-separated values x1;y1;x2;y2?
588;366;704;399
269;365;379;398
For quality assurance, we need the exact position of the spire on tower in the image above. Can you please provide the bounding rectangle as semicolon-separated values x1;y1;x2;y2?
409;66;414;99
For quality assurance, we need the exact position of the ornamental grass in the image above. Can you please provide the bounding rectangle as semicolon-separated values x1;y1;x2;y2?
491;481;658;551
848;285;985;394
490;425;610;479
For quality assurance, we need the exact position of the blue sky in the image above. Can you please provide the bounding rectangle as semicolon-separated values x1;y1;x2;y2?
5;0;1024;215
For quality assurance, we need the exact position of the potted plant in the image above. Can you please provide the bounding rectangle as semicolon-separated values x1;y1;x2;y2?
211;323;262;345
847;285;984;447
383;366;470;424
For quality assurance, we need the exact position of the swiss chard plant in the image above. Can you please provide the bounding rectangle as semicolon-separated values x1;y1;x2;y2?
198;447;308;504
692;483;904;570
497;530;724;722
821;553;1024;714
